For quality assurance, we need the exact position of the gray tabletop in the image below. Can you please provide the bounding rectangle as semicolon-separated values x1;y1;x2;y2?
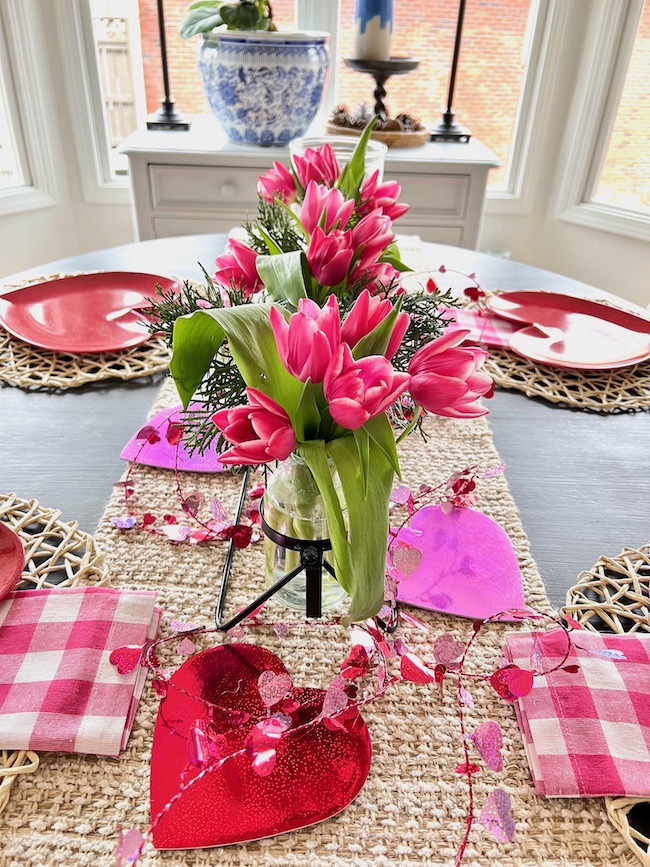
2;235;649;609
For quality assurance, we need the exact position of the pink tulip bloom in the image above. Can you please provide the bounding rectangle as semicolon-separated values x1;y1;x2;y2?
212;388;296;465
292;144;341;189
270;294;341;383
257;160;297;203
351;260;401;295
341;289;409;359
299;182;355;236
351;210;395;270
408;329;493;419
306;227;354;287
214;239;262;297
358;170;410;221
324;343;410;430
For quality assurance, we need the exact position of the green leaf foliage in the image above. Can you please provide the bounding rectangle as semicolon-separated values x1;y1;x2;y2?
336;117;378;200
256;251;308;307
180;7;224;37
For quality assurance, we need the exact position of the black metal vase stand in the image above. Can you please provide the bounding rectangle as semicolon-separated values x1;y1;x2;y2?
214;468;336;631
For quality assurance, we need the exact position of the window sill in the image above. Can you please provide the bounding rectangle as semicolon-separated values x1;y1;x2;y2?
558;200;650;243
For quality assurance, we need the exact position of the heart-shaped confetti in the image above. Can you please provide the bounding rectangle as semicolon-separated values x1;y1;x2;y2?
257;670;293;707
489;664;534;701
400;652;436;684
150;644;372;849
433;634;465;668
470;721;503;772
109;644;143;675
393;505;525;620
392;545;422;577
479;788;516;842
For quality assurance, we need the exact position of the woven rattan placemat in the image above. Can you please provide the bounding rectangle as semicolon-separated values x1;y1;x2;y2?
0;379;636;866
0;274;170;390
0;493;107;818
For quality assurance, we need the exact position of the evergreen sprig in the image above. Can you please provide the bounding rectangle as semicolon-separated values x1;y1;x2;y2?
244;198;303;255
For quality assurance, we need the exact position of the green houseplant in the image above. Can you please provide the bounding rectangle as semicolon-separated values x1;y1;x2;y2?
180;0;276;38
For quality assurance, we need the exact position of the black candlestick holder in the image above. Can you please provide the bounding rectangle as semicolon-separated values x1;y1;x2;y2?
343;57;421;121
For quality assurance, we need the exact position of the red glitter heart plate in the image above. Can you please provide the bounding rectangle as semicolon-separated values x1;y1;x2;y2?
150;644;372;850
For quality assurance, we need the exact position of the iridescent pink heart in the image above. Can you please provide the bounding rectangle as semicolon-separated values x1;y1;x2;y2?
258;670;293;708
245;717;288;777
393;505;525;620
471;721;503;772
480;788;516;842
489;664;534;701
400;652;436;684
109;644;143;674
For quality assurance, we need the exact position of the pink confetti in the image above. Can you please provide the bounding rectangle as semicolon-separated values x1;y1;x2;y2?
589;648;626;660
564;613;583;630
169;619;199;633
210;496;232;532
322;674;349;718
390;485;413;504
400;652;436;684
459;687;474;708
157;524;192;542
471;721;503;772
392;545;422;577
245;717;287;777
187;719;225;769
249;482;265;498
115;827;145;866
531;633;544;672
166;422;184;446
489;664;534;701
563;664;580;673
433;634;465;668
112;516;136;529
455;761;480;775
479;788;515;842
109;644;143;675
257;670;293;707
176;637;196;656
340;644;372;679
181;491;203;516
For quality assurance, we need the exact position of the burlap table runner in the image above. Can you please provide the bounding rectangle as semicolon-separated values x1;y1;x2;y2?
1;379;635;866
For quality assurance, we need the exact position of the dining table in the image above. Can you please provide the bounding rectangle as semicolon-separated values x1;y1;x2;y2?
2;233;649;610
2;234;650;867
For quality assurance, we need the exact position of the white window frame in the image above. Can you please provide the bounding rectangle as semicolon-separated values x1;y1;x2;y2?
54;0;147;205
0;0;58;216
556;0;648;241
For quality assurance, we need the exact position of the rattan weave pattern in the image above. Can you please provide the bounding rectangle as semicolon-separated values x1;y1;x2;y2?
0;379;635;867
0;273;170;390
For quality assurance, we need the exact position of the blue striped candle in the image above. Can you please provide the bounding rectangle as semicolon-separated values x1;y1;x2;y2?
354;0;394;61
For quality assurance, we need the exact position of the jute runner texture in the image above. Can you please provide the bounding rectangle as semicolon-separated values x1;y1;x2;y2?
1;379;635;866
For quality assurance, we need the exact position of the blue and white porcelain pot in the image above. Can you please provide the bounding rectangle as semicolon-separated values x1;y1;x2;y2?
354;0;394;61
198;30;330;147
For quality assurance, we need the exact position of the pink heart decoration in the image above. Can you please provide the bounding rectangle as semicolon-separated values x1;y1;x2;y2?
393;505;525;620
489;664;534;701
120;404;226;473
150;644;372;850
109;644;143;674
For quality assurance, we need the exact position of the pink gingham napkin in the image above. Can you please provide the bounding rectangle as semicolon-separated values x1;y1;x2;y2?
504;628;650;797
0;586;161;757
439;306;521;348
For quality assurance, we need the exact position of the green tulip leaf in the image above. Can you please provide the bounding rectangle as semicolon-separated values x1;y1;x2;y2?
336;117;377;200
256;251;308;307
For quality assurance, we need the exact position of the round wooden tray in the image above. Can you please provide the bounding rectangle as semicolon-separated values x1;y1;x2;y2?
325;123;429;149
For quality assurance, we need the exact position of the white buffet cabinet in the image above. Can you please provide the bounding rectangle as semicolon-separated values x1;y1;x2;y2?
120;116;499;249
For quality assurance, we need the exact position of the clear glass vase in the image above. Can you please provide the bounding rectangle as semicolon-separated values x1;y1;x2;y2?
263;452;347;612
289;135;388;182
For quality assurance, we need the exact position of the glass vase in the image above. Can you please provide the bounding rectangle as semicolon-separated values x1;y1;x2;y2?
263;452;347;612
289;135;388;182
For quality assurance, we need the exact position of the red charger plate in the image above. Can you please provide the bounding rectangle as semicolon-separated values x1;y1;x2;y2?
0;522;24;600
486;291;650;370
0;272;180;354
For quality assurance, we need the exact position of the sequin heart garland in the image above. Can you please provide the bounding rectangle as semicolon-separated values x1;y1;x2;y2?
150;644;372;850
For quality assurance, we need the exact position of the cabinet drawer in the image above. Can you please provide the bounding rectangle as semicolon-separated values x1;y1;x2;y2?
392;173;469;219
398;226;464;246
149;164;261;212
153;215;242;237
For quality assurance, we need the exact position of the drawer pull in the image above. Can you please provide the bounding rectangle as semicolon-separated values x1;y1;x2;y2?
220;182;237;198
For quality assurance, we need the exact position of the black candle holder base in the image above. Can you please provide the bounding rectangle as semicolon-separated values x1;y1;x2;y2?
429;111;471;143
146;100;191;131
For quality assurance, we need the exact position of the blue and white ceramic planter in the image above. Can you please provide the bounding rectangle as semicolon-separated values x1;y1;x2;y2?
198;30;330;147
354;0;394;61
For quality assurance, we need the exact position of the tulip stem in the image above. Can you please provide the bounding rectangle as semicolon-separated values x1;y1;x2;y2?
395;406;422;445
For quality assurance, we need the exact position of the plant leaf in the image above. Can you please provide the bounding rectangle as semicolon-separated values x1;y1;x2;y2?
294;379;321;441
327;434;395;622
362;413;401;476
180;7;223;38
352;426;370;498
379;241;413;273
351;294;404;359
256;251;308;307
336;117;377;200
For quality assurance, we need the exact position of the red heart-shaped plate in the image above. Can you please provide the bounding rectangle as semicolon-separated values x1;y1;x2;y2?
150;644;372;850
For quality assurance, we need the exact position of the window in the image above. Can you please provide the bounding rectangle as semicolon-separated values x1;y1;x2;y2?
557;0;650;241
0;0;57;215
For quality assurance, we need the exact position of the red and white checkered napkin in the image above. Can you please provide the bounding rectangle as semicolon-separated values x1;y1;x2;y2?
504;629;650;797
0;586;160;757
439;306;522;349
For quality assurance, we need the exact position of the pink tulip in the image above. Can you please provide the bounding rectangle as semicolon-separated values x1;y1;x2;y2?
257;161;297;203
350;260;401;295
358;170;410;221
341;289;409;359
214;239;262;297
299;182;355;236
292;144;340;189
306;227;354;287
351;210;395;270
212;388;296;465
270;294;341;383
408;329;493;419
324;343;410;430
